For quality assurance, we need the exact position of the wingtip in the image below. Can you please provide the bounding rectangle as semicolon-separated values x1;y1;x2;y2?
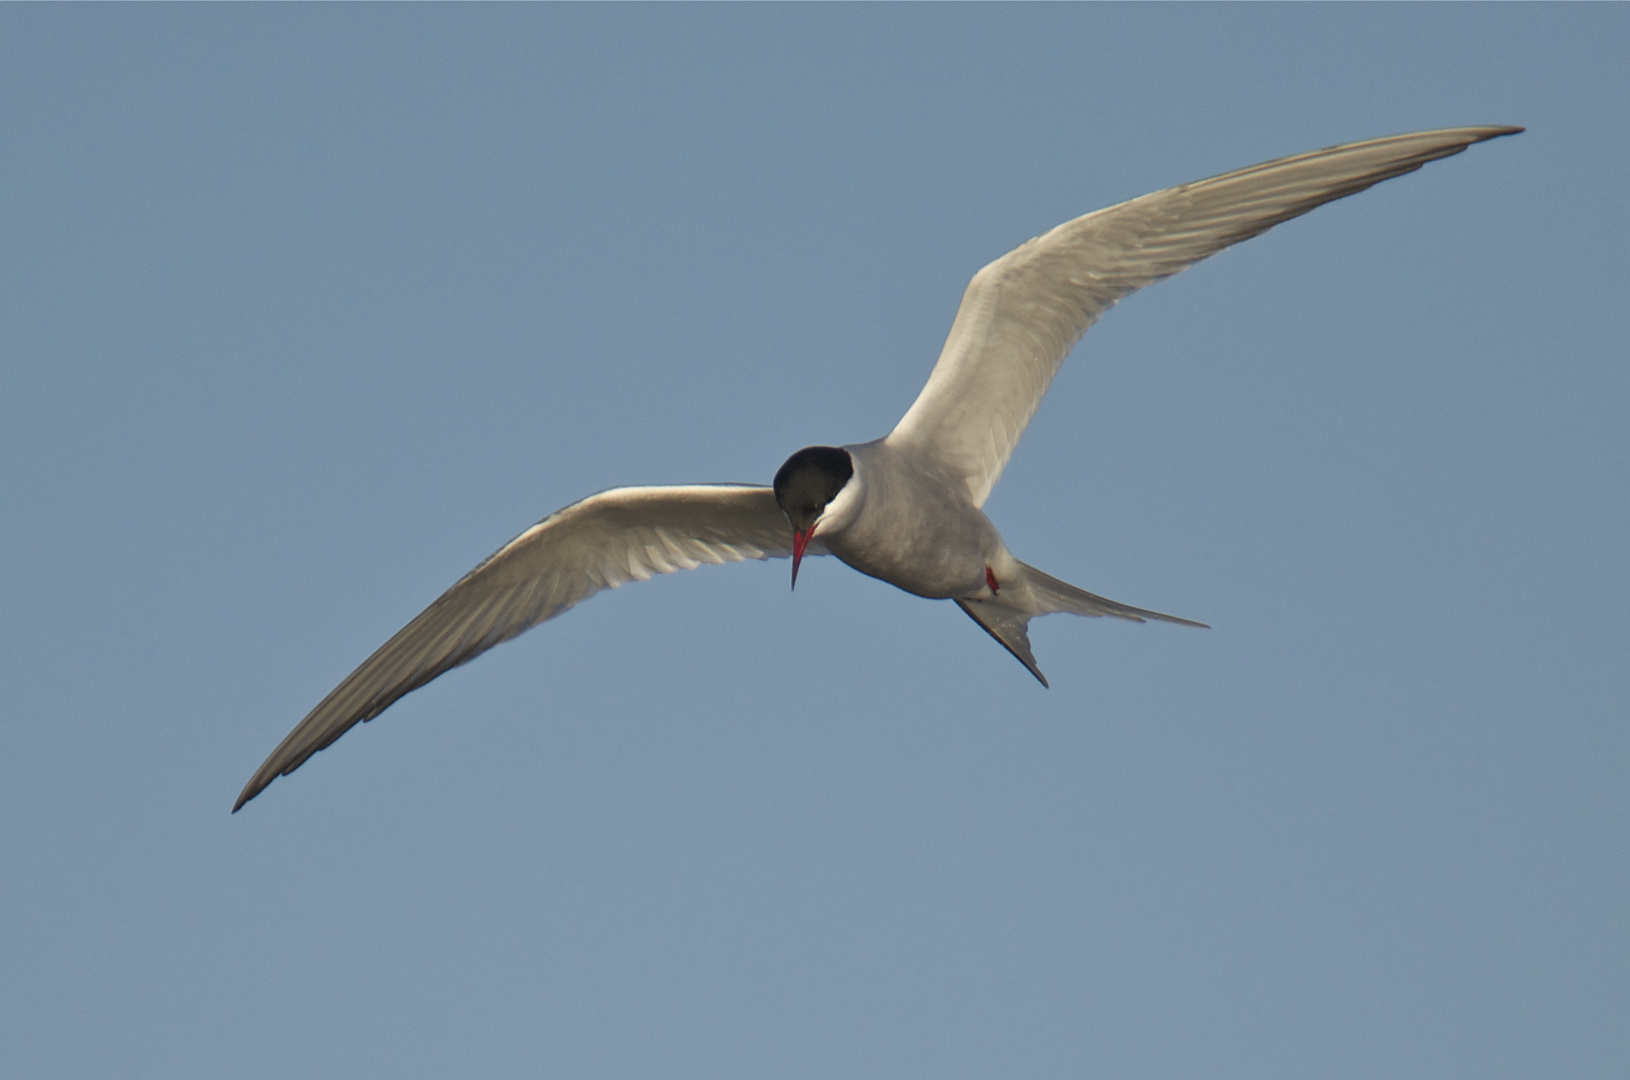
231;777;266;814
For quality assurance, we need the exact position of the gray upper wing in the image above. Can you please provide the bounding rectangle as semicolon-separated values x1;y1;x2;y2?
887;126;1522;507
234;484;791;811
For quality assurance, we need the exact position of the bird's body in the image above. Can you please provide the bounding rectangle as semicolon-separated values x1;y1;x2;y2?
819;438;1007;601
235;125;1520;811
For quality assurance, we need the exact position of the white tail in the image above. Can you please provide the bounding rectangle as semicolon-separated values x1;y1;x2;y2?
956;563;1207;686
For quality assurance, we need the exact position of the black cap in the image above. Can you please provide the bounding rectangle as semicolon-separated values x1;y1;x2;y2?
773;446;853;532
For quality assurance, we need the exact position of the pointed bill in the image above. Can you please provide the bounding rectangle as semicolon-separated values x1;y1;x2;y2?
791;529;812;590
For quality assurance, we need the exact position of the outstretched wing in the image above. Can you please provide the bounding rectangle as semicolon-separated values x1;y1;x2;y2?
888;126;1522;507
234;484;792;811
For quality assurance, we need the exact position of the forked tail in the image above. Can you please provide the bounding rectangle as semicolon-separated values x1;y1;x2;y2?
955;562;1207;686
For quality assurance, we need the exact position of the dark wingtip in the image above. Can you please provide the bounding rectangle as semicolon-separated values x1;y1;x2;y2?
231;777;266;814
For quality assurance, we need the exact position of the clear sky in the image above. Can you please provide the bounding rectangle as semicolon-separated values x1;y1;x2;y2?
2;7;1625;1079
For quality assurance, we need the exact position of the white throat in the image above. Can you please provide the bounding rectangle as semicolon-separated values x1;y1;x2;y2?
813;466;865;538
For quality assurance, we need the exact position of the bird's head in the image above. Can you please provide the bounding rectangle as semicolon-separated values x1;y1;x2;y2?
772;445;855;589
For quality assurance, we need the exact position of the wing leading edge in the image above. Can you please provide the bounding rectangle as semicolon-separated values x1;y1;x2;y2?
234;484;792;811
888;126;1522;506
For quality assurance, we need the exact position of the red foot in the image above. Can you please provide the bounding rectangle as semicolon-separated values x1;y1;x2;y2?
985;566;1000;594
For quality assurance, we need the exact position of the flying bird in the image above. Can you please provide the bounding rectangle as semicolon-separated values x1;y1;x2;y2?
235;125;1520;812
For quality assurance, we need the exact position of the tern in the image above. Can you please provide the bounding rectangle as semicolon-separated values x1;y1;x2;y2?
234;125;1519;812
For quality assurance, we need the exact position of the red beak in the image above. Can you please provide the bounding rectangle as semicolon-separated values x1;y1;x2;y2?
791;528;811;590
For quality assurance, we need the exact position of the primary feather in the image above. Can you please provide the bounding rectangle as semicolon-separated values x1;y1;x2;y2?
233;485;790;811
888;126;1522;506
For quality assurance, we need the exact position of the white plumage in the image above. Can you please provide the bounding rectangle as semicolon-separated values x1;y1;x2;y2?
235;125;1519;811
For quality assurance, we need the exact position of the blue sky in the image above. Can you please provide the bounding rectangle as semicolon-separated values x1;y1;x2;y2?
2;7;1625;1079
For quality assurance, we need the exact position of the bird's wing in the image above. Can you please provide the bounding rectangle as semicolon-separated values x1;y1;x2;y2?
234;484;792;811
887;125;1522;507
